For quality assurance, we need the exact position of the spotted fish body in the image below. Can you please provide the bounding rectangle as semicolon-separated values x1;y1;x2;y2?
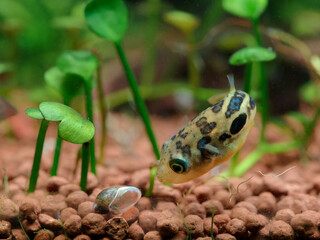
156;76;256;183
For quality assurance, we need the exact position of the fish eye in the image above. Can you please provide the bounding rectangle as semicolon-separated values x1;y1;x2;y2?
169;158;190;174
230;113;247;134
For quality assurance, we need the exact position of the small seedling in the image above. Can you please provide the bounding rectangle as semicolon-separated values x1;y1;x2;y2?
25;102;95;192
211;206;215;240
84;0;160;196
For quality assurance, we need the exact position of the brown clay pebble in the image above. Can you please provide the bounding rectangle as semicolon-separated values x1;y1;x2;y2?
105;217;129;240
257;192;276;216
34;230;55;240
64;215;82;237
214;214;231;234
196;237;212;240
156;211;180;238
22;219;41;234
263;176;288;196
40;195;67;218
245;213;268;232
12;229;28;240
59;207;78;223
38;214;62;231
0;220;11;238
47;176;68;192
59;184;81;196
215;233;236;240
0;198;19;223
203;217;218;236
269;220;294;240
234;201;257;213
121;207;140;225
66;191;88;209
82;213;107;236
225;218;247;239
184;215;204;238
193;185;213;202
128;222;144;240
274;209;295;224
170;231;187;240
136;197;151;211
54;235;68;240
230;207;250;222
138;210;157;232
19;200;39;222
290;210;320;239
73;234;91;240
155;201;179;214
78;201;94;218
143;231;162;240
214;190;236;209
183;202;206;219
201;199;224;217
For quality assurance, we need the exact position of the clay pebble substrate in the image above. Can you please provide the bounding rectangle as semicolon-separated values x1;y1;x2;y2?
2;161;320;240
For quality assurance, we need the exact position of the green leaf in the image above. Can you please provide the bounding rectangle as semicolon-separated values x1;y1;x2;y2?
84;0;128;42
164;10;200;35
299;81;320;104
222;0;268;19
56;51;98;81
229;46;276;65
25;108;44;120
28;102;95;144
45;67;84;103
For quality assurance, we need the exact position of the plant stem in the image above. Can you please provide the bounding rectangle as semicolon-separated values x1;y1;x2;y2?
50;137;62;176
141;0;161;86
114;41;160;160
145;166;157;197
84;80;97;175
243;63;252;93
27;119;49;193
259;62;268;142
80;142;90;192
252;17;262;46
211;206;215;240
96;64;108;165
228;151;239;177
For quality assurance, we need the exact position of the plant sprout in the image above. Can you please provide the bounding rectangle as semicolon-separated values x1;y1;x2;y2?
84;0;160;196
25;102;95;192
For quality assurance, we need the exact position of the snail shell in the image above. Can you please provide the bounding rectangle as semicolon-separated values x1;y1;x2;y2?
95;186;141;214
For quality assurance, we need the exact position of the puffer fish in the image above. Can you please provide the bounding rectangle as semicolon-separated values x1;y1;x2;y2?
156;75;256;183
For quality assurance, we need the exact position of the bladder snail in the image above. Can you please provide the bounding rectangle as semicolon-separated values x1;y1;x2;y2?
95;186;141;214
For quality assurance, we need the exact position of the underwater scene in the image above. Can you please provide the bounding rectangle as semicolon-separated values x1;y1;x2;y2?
1;0;320;239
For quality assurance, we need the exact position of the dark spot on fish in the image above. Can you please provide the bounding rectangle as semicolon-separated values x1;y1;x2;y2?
200;122;216;134
182;145;191;158
171;135;176;141
197;136;218;160
196;117;208;127
219;133;231;141
180;132;188;139
249;96;256;109
176;141;182;149
247;106;251;118
225;91;245;118
230;113;247;134
211;100;224;113
178;128;185;136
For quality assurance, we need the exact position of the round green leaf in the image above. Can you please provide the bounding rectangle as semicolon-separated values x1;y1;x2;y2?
45;67;84;103
300;81;320;104
222;0;268;19
229;46;276;65
85;0;128;42
164;10;200;35
25;108;44;120
56;51;98;81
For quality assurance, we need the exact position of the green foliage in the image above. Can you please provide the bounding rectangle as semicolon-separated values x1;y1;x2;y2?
26;102;95;144
222;0;268;19
85;0;128;42
164;10;200;35
229;47;276;65
300;81;320;104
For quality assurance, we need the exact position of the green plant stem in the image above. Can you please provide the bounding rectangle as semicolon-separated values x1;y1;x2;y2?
84;80;97;175
114;41;160;160
141;0;161;86
96;65;107;165
252;17;262;46
243;63;252;93
80;142;90;191
145;166;157;197
228;151;239;177
211;206;215;240
27;119;49;193
51;137;62;176
259;62;268;142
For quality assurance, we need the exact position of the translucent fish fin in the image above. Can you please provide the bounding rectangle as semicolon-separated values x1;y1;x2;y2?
227;74;236;91
208;92;228;105
204;144;220;156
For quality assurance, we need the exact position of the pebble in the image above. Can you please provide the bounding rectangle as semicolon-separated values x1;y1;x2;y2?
245;213;268;232
290;210;320;239
193;185;213;202
105;217;129;240
38;213;63;231
230;207;249;222
214;214;230;234
0;198;19;223
215;233;236;240
22;219;41;234
12;229;28;240
59;184;81;196
234;201;257;213
269;220;294;240
19;200;38;223
156;210;180;238
0;220;11;238
121;207;140;225
46;177;68;193
34;230;55;240
225;218;247;239
214;190;235;209
201;199;224;217
59;207;78;223
40;195;67;218
183;202;206;219
78;201;94;218
136;197;151;211
257;192;276;216
155;201;179;215
65;191;88;209
274;209;295;224
263;176;288;196
53;235;68;240
138;210;158;232
64;215;82;237
143;231;162;240
203;217;218;236
82;213;107;236
128;222;144;240
73;234;91;240
86;173;99;193
152;183;181;202
184;215;204;238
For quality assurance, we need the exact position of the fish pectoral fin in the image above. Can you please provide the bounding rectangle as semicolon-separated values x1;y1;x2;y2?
204;144;220;156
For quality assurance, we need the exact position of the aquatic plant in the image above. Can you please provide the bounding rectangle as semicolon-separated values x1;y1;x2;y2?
84;0;160;196
25;102;95;192
95;186;141;214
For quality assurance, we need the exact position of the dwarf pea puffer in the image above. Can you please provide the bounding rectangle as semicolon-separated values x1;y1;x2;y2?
156;75;256;183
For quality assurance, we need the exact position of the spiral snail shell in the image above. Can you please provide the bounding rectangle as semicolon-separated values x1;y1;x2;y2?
95;186;141;214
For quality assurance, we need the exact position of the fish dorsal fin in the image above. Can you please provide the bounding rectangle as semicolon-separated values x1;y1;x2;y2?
208;74;236;105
